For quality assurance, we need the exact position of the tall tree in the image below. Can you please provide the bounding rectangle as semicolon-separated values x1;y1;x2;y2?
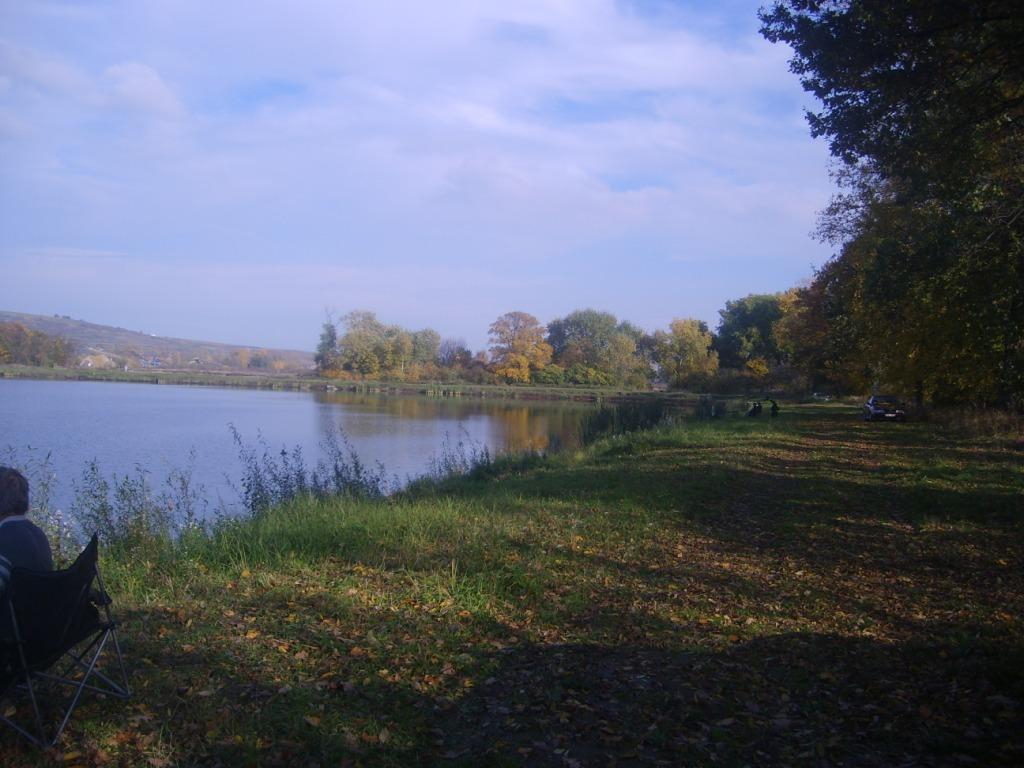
546;309;619;368
715;293;787;370
315;319;340;373
547;309;651;385
761;0;1024;406
338;310;385;376
488;311;553;383
654;319;719;390
411;329;441;365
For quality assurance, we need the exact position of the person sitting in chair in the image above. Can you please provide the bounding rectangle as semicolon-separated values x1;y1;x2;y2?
0;467;53;594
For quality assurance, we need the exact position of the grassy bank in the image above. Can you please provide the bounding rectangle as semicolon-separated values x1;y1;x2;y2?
2;405;1022;766
0;364;693;403
0;365;319;390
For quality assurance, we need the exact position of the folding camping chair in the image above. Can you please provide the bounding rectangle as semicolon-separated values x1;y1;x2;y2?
0;534;131;746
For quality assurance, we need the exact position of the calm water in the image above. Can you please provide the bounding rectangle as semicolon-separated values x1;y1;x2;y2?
0;379;591;518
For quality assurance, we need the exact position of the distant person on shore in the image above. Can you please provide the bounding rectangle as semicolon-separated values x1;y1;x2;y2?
769;399;779;418
0;467;53;594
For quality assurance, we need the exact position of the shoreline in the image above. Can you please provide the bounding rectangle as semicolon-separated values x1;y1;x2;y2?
0;363;699;404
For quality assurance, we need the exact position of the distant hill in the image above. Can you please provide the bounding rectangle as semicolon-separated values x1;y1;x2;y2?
0;310;313;372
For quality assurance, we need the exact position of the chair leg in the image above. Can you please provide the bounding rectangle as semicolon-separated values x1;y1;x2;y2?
0;696;47;748
107;625;132;697
5;600;48;746
38;630;132;699
55;632;104;679
95;566;132;696
50;632;111;746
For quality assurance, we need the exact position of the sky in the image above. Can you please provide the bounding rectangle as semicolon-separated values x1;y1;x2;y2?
0;0;834;352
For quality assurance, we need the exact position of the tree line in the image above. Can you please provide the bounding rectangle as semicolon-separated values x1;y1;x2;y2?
314;302;800;392
759;1;1023;409
0;322;76;367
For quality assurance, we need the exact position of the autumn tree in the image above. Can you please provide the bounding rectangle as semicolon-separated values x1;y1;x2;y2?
338;311;386;376
319;311;444;380
233;348;252;369
0;323;76;367
761;0;1024;406
654;319;719;390
488;311;552;383
379;327;413;375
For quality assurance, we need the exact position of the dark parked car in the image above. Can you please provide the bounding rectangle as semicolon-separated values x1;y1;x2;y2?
863;395;906;422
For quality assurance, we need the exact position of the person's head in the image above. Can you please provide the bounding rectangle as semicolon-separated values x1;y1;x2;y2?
0;466;29;519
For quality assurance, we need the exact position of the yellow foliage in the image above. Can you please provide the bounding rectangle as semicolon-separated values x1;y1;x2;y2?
488;312;552;382
746;357;770;380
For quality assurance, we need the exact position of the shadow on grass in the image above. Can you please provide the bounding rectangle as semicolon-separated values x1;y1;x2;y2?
437;630;1024;767
9;619;1017;767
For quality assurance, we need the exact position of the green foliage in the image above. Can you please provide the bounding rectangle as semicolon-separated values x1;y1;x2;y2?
546;309;652;386
531;363;565;386
715;293;786;369
761;0;1024;407
314;320;339;373
546;308;619;366
411;328;441;364
316;311;447;381
561;363;610;387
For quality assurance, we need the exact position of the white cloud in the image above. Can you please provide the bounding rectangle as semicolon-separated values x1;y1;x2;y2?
103;62;182;117
0;39;95;100
0;1;832;345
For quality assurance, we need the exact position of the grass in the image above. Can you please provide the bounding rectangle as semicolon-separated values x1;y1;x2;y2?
2;404;1022;766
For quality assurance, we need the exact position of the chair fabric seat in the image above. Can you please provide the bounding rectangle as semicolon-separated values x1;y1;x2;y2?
0;534;130;746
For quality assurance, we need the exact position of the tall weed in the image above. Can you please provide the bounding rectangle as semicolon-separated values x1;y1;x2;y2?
426;429;493;480
579;400;676;444
230;425;392;517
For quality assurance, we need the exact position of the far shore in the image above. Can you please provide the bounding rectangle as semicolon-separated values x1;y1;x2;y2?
0;364;698;404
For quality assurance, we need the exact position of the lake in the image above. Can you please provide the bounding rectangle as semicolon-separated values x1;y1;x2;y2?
0;379;593;520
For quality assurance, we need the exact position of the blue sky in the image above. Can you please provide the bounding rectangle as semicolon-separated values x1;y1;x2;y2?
0;0;832;352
